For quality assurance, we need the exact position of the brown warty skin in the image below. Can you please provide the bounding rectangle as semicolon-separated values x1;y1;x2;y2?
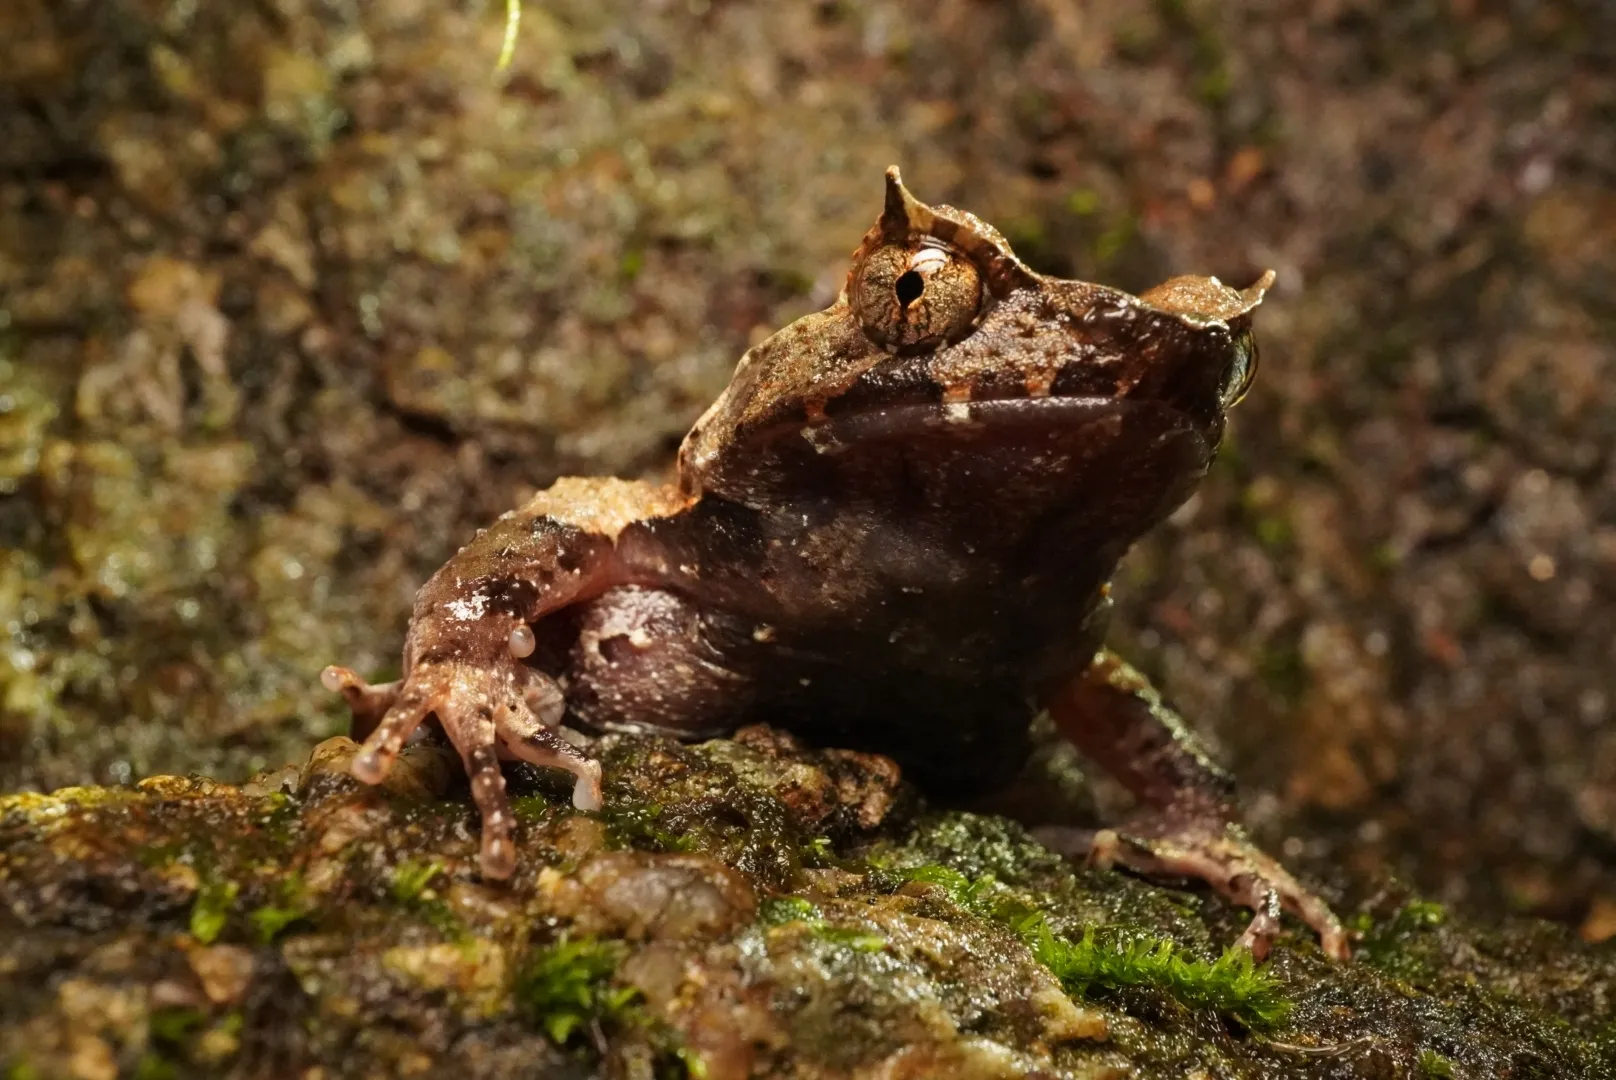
324;168;1348;960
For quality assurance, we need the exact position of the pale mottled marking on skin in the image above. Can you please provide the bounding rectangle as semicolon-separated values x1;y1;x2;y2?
445;593;489;622
801;425;844;455
515;476;692;542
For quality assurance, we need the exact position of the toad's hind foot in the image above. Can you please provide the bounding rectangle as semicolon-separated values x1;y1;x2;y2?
1091;821;1350;962
320;659;603;880
1045;648;1350;961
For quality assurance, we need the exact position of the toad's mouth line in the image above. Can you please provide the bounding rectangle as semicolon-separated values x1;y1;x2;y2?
796;395;1202;456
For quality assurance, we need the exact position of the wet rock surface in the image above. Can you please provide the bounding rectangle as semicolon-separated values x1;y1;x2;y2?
3;728;1613;1079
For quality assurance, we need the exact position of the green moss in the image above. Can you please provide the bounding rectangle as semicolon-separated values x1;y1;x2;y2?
1026;923;1290;1030
515;937;640;1045
388;858;443;903
7;736;1616;1074
619;248;645;281
673;1047;711;1080
135;841;189;869
759;896;820;925
1399;900;1448;929
149;1006;207;1045
1156;0;1233;107
509;795;555;825
1256;643;1308;704
1092;215;1138;266
594;738;810;889
1066;188;1101;216
1358;898;1450;984
887;812;1063;885
188;879;238;944
248;876;312;943
1370;542;1404;572
132;1056;176;1080
1418;1049;1456;1078
251;792;300;843
602;802;697;853
385;858;466;940
1253;514;1294;552
798;836;834;867
514;936;707;1077
901;865;1292;1031
135;1006;211;1079
759;896;887;953
1195;66;1232;107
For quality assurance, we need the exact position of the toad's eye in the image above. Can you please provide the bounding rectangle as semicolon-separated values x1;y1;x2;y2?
852;242;983;350
1219;328;1259;410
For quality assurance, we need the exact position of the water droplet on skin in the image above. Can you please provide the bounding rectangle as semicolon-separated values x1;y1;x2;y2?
508;624;536;658
352;751;384;784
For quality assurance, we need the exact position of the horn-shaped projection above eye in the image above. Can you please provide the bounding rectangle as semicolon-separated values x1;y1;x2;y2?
848;167;1040;351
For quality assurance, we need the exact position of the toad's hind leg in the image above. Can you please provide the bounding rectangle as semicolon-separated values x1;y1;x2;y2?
1044;649;1349;961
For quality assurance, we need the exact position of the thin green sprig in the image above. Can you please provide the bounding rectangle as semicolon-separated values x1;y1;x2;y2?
496;0;521;76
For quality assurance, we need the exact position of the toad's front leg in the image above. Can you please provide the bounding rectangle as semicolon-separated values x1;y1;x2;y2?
322;479;689;879
1045;649;1349;960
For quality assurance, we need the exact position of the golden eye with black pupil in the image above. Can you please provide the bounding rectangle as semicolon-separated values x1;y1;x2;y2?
853;242;983;349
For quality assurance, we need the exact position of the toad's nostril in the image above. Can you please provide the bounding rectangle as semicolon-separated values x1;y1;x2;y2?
894;270;925;307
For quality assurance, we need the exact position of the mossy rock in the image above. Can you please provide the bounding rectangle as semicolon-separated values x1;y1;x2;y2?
3;726;1613;1079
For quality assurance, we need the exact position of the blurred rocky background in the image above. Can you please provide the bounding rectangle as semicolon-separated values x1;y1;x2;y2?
3;0;1615;942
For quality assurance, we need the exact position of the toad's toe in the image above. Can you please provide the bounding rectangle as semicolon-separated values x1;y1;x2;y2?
350;687;437;784
496;697;603;813
327;655;604;882
461;739;517;879
320;666;401;743
1094;820;1350;961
